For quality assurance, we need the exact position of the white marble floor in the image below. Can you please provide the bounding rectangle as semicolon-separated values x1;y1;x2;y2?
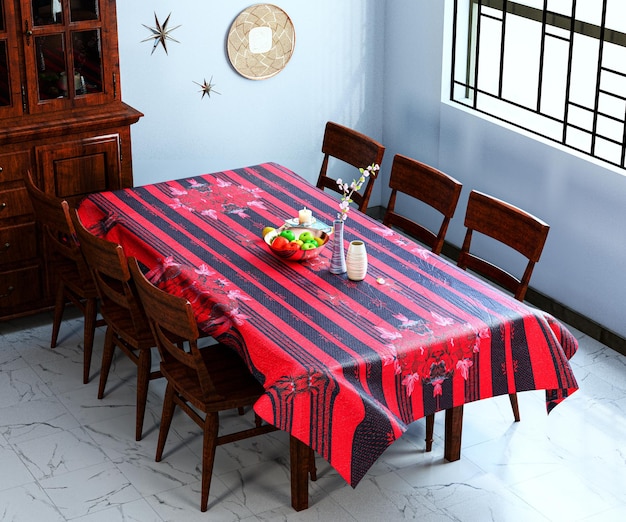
0;309;625;521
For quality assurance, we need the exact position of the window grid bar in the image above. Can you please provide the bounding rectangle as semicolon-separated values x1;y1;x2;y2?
622;105;626;167
562;0;576;146
590;0;609;158
498;1;507;99
473;0;483;110
599;89;626;104
536;0;548;113
450;0;459;102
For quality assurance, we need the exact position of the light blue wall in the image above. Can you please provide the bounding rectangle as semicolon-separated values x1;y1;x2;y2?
117;1;626;339
116;0;385;188
385;0;626;338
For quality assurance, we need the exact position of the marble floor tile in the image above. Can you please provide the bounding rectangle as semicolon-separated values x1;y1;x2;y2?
2;312;626;521
13;426;109;481
0;396;79;444
69;498;164;522
39;461;143;519
0;482;66;521
0;344;27;372
0;441;36;492
0;365;54;409
511;467;622;521
85;411;201;497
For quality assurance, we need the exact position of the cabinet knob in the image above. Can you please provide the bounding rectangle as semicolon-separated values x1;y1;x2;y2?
0;242;9;253
0;166;3;173
0;203;6;211
0;286;15;299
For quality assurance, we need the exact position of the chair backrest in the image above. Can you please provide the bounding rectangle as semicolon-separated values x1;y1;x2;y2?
71;209;148;334
458;190;550;301
23;171;91;281
127;257;218;401
317;121;385;212
383;154;462;255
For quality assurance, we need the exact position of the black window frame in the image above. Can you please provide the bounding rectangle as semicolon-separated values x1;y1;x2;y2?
450;0;626;170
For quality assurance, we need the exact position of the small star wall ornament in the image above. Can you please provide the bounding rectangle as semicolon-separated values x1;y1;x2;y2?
194;77;221;99
142;12;181;55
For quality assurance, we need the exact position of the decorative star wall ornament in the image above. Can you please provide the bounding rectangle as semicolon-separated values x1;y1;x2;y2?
194;77;221;99
142;12;181;55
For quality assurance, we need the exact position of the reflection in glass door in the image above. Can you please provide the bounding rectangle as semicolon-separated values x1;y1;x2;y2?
0;40;10;106
70;0;99;22
36;34;68;100
32;0;63;25
72;30;102;94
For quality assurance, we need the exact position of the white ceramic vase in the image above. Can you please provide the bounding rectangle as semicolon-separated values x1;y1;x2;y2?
346;240;367;281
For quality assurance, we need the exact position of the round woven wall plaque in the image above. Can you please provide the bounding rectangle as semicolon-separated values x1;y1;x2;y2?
227;4;295;80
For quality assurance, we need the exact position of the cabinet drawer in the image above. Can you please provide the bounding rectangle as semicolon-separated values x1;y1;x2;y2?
0;265;44;313
0;151;32;183
0;223;38;264
0;187;33;220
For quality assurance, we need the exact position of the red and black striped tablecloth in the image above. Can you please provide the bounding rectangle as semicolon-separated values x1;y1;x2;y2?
78;162;578;487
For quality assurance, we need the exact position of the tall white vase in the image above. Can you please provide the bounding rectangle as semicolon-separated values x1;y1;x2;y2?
346;240;367;281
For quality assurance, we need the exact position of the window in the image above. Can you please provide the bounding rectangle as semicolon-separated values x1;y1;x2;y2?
450;0;626;169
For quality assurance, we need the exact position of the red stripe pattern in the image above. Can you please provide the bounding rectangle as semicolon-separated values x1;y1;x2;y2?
78;162;579;486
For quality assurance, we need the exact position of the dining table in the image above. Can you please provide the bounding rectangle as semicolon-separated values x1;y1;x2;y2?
77;162;579;511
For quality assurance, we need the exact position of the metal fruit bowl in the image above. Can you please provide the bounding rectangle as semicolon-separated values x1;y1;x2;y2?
264;226;331;261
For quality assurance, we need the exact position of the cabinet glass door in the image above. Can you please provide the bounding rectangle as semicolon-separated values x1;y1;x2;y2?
24;0;108;113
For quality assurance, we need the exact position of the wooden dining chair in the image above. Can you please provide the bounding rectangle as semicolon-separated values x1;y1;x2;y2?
424;190;549;451
317;121;385;212
23;172;103;384
71;210;161;441
383;154;462;255
127;257;281;512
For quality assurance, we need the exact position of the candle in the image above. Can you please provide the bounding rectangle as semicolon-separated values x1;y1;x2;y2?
298;208;312;225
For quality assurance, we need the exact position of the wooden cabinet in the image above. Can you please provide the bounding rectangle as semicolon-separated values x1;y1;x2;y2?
0;0;142;319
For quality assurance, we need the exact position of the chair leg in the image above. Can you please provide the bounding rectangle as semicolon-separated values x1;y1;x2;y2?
82;297;98;384
51;282;66;349
509;393;521;422
425;414;434;452
135;349;151;441
200;413;219;512
309;448;317;481
97;328;115;399
156;383;176;462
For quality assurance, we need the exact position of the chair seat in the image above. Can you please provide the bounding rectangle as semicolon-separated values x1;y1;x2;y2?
162;343;266;413
102;306;155;350
54;258;99;298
